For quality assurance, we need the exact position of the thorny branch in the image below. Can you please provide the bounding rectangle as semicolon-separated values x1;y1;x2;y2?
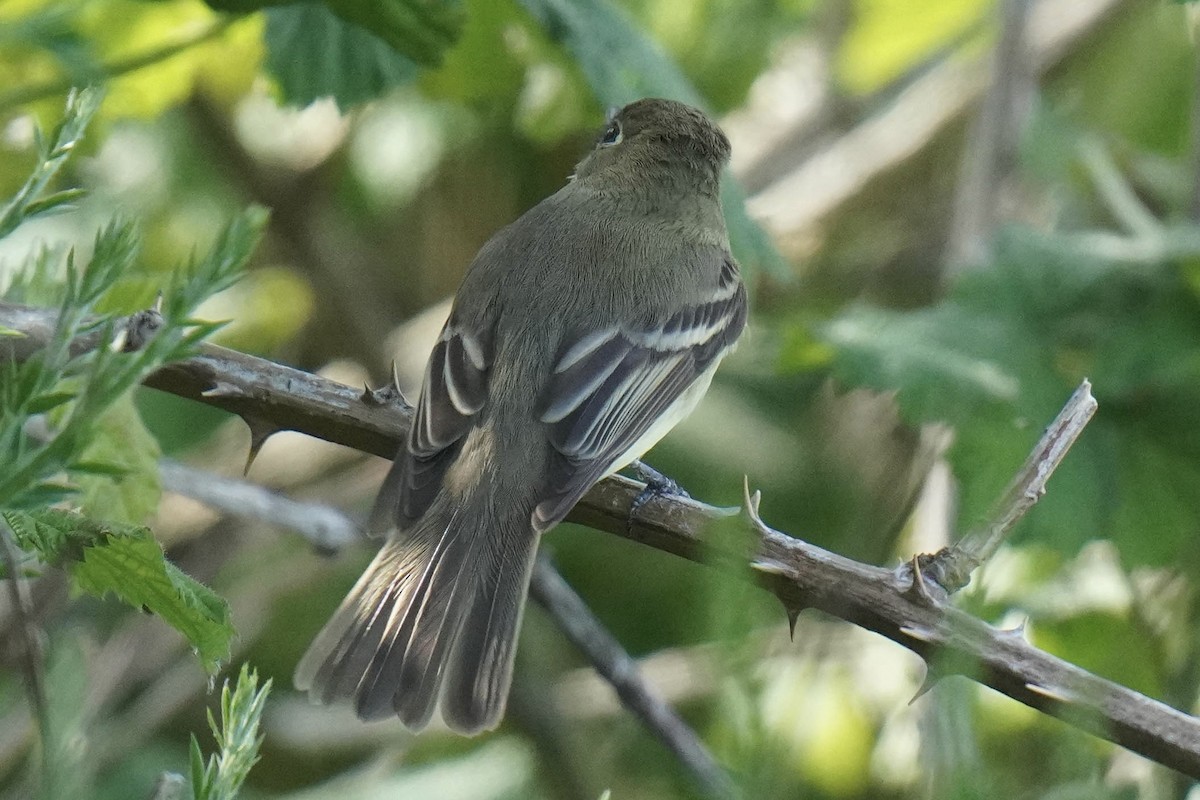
3;300;1200;778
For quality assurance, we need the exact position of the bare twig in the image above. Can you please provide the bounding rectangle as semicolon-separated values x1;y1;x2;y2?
529;556;738;800
158;460;359;552
3;301;1200;777
917;379;1098;592
155;459;734;798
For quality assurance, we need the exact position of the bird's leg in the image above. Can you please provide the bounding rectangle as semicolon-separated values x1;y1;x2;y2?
626;460;690;524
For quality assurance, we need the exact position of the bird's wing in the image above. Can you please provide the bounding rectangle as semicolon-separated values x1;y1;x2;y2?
368;318;496;532
533;256;747;530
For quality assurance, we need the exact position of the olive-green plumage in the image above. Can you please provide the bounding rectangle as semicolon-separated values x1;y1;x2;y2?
295;98;747;734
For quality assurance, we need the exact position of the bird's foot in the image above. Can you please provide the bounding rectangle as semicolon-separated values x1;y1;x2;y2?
627;460;690;527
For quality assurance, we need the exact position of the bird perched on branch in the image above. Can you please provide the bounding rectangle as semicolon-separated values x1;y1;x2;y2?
295;97;748;734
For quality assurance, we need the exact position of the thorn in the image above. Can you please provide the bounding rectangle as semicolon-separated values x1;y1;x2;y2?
786;604;802;640
202;381;244;399
243;415;283;475
909;665;950;704
741;476;766;532
1025;682;1077;704
900;554;948;605
390;360;403;393
998;618;1029;641
361;362;411;408
750;559;788;576
899;624;940;644
153;291;164;313
905;554;932;601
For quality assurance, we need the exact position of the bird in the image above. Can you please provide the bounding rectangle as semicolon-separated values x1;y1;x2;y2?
294;97;748;734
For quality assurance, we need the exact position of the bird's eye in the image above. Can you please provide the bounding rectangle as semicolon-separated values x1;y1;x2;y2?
598;119;622;147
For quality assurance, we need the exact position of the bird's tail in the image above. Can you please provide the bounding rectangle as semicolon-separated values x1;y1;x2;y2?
294;494;538;734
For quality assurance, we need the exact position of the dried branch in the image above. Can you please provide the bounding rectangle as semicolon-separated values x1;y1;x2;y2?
916;380;1098;593
155;458;736;799
3;300;1200;778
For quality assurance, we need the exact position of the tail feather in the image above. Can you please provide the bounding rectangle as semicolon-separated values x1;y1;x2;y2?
295;543;404;703
360;520;475;726
441;534;538;733
294;496;538;734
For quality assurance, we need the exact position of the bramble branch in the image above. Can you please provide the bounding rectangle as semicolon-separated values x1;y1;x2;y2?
3;300;1199;778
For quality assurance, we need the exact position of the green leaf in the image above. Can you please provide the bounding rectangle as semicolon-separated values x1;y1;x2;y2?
72;524;232;673
189;664;271;800
326;0;464;66
264;3;420;108
4;480;78;512
68;460;130;477
516;0;786;279
26;390;77;414
70;393;162;525
189;735;210;800
21;187;88;220
0;87;104;240
4;509;233;671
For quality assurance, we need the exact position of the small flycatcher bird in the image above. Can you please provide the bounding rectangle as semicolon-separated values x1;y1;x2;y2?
295;98;748;734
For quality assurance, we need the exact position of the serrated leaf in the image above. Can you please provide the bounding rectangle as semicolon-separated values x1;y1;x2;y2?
264;3;420;108
3;509;232;670
70;523;232;672
3;509;89;563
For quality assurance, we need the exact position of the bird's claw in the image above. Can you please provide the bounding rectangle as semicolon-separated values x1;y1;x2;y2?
627;460;690;527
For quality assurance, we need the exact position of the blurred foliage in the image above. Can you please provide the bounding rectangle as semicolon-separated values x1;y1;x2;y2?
2;1;1200;800
823;223;1200;566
